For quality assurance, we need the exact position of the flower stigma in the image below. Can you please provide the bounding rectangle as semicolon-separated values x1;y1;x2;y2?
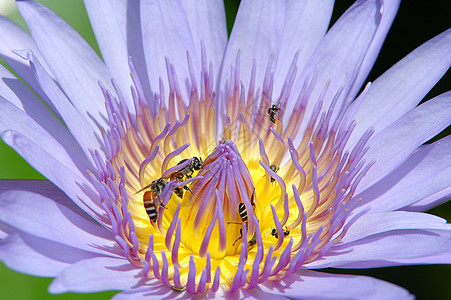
89;44;374;294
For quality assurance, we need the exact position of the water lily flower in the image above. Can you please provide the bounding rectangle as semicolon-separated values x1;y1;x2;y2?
1;0;450;299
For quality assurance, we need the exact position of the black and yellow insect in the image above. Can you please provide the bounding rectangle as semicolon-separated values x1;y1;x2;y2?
170;157;203;198
267;104;281;124
140;178;167;222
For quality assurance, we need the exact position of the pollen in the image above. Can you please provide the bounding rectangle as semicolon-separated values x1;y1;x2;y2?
88;45;373;294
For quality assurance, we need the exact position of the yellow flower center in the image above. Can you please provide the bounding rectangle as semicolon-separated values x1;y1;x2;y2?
93;52;373;294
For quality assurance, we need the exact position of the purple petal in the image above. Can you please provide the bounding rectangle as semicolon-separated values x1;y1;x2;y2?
340;211;447;244
113;289;165;300
0;15;55;110
0;97;91;176
357;91;451;193
0;66;79;156
289;0;382;138
49;257;142;293
1;233;73;277
114;284;289;299
384;250;451;266
0;190;116;255
18;49;103;158
0;97;105;220
17;0;112;129
84;0;150;109
274;0;334;95
0;221;14;239
208;287;288;300
0;131;107;222
181;0;228;80
347;0;401;100
219;0;285;93
355;135;451;213
113;284;197;300
261;269;413;300
308;222;451;269
140;0;200;102
244;287;289;300
404;186;451;212
114;286;198;300
0;179;90;218
349;28;451;148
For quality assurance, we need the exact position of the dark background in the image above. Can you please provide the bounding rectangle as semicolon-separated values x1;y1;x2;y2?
0;0;449;299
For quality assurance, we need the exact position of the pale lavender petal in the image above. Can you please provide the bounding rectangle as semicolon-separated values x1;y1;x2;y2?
0;179;88;218
219;0;285;93
140;0;200;102
347;0;401;100
349;28;451;148
1;233;73;277
357;91;451;193
0;15;55;110
49;257;142;293
0;131;106;222
244;287;289;300
0;15;52;76
181;0;228;79
350;228;451;267
17;231;101;263
113;285;195;300
207;286;288;300
115;285;288;299
0;71;102;212
18;49;103;158
403;186;451;212
355;135;451;213
274;0;334;95
0;65;78;153
308;226;451;269
0;190;118;256
340;211;447;244
385;251;451;266
0;221;14;239
0;96;91;176
113;289;164;300
288;0;381;138
261;269;413;300
84;0;150;109
17;0;112;129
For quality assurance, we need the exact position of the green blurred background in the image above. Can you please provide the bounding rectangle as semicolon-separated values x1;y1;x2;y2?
0;0;449;299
